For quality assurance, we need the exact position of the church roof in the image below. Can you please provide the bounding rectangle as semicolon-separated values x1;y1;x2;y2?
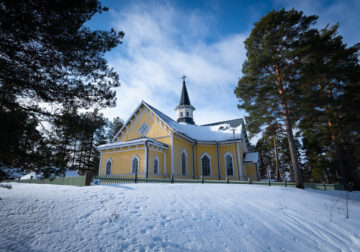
178;80;191;106
202;118;244;128
98;137;168;150
143;102;244;142
112;101;247;143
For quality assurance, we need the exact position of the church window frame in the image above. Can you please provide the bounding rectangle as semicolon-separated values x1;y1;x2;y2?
105;159;112;176
224;152;234;177
180;111;183;117
131;155;139;174
201;153;211;177
153;156;159;175
181;149;187;176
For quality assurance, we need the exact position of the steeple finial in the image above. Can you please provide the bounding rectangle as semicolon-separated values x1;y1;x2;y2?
182;75;186;82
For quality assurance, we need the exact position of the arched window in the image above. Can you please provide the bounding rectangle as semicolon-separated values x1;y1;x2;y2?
225;153;234;176
180;111;183;117
153;157;159;174
181;150;187;176
201;153;211;176
131;156;139;174
105;159;112;175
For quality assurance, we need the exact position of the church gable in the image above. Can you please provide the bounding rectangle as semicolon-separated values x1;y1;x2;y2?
115;103;172;142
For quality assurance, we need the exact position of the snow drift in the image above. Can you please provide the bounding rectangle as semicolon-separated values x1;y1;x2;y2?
0;183;359;251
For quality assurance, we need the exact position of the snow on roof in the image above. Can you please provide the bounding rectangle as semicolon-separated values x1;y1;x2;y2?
244;152;259;163
20;172;39;180
174;122;242;142
143;102;243;142
98;137;168;150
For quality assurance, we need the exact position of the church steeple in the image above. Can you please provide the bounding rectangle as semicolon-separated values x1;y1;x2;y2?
175;76;195;124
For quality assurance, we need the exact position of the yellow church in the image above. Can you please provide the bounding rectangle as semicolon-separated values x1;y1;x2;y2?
97;78;259;181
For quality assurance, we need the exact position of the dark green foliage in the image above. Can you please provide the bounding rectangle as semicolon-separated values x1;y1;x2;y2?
235;9;317;188
0;109;44;170
298;24;360;186
52;108;108;175
0;0;124;114
237;8;360;188
107;117;124;142
0;0;124;175
256;124;302;182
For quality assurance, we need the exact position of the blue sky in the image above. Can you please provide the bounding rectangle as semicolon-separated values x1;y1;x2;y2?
86;0;360;126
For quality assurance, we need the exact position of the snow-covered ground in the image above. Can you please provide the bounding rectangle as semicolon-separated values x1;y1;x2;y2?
1;183;359;251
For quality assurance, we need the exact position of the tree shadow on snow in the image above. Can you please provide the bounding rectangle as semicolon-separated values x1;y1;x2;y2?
99;184;135;190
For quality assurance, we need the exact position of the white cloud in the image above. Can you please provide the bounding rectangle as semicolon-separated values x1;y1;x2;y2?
102;2;248;125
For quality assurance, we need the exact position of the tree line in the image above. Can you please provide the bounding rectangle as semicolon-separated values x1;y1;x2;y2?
235;9;360;189
0;0;124;179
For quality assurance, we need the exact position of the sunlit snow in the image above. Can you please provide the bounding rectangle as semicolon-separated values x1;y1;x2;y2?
1;183;359;251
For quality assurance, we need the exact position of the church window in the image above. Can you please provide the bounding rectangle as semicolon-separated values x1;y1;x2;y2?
225;153;234;176
138;122;150;137
131;156;139;174
105;159;112;175
201;154;211;176
186;111;189;117
181;151;187;176
180;112;183;117
153;157;159;174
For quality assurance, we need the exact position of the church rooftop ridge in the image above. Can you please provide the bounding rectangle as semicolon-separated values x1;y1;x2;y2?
142;101;244;142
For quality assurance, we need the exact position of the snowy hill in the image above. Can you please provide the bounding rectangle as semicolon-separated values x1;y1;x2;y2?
0;183;359;251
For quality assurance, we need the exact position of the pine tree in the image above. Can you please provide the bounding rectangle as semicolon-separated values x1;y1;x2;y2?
0;0;124;115
298;24;360;186
235;9;317;188
0;0;123;171
52;108;107;175
107;117;124;142
0;109;43;170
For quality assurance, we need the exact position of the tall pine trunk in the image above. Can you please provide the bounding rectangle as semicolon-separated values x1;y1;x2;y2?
283;107;303;188
276;65;303;188
273;137;281;182
327;118;346;183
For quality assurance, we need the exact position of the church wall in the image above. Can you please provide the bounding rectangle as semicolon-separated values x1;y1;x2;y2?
153;136;171;177
172;136;194;178
245;163;258;181
147;148;166;178
238;141;249;179
100;146;146;178
218;144;240;180
196;144;218;179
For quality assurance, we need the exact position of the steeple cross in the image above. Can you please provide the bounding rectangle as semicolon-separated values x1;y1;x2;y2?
181;75;187;82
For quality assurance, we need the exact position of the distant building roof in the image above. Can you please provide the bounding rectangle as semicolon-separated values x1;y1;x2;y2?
244;152;259;163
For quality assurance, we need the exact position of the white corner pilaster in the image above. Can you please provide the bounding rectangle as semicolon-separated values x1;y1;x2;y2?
171;133;174;176
98;152;103;176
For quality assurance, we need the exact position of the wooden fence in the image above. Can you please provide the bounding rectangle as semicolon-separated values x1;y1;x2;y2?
93;175;345;191
3;176;87;187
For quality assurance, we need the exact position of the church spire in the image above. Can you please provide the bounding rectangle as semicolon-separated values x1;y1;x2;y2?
179;75;191;105
175;75;195;124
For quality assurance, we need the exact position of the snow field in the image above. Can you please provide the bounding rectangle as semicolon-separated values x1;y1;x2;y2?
0;183;359;251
